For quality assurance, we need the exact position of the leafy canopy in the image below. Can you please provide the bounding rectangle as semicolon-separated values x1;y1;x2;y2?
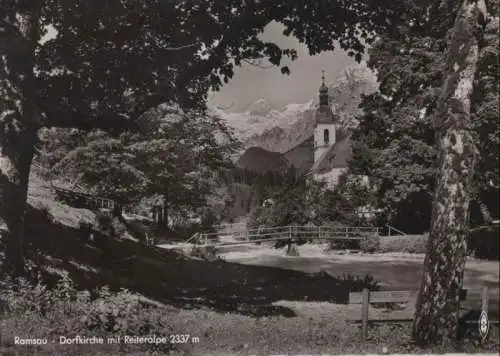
1;0;424;132
42;105;237;212
349;1;499;232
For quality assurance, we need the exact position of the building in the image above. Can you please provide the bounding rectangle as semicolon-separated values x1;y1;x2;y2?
309;71;353;189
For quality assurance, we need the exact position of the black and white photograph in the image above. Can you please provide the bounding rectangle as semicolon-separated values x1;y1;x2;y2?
0;0;499;355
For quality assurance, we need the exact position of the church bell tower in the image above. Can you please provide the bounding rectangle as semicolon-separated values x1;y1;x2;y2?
314;71;336;163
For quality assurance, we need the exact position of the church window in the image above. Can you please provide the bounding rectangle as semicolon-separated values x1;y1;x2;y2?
324;129;330;145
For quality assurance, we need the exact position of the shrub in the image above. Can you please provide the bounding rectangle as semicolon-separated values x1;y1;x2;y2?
247;207;271;231
360;233;381;253
96;212;113;232
327;239;360;250
0;275;175;354
338;273;380;292
39;205;52;222
78;219;91;230
189;245;218;261
468;227;499;260
379;234;428;253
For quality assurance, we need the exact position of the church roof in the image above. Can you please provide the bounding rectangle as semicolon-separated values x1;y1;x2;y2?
316;70;336;124
310;134;353;174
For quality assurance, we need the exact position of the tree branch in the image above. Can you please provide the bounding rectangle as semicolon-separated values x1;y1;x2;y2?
164;42;200;51
242;58;273;69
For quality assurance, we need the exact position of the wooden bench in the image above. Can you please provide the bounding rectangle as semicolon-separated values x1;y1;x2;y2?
348;287;494;340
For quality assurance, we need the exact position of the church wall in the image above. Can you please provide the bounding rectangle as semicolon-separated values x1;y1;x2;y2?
314;123;336;162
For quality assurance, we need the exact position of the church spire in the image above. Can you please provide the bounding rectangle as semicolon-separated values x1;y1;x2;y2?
319;70;329;107
315;70;335;124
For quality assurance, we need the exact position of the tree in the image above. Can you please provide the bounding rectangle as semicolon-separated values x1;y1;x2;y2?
349;24;447;232
1;4;494;347
412;0;492;345
3;0;407;276
47;104;237;224
248;173;328;230
345;0;497;344
128;105;237;227
350;1;498;233
48;130;149;208
319;173;376;226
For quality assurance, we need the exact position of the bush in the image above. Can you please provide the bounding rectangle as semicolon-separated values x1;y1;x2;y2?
468;227;499;260
78;219;91;231
96;212;113;232
327;239;360;250
379;234;428;253
189;245;218;261
360;233;381;253
39;205;53;223
247;207;271;231
0;275;175;354
338;273;380;292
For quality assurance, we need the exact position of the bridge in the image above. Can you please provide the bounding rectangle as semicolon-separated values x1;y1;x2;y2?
52;184;117;211
187;225;381;247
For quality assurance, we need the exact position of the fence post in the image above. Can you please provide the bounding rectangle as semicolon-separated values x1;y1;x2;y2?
480;285;489;341
388;225;391;237
345;226;349;239
482;285;489;323
482;285;489;313
362;288;369;340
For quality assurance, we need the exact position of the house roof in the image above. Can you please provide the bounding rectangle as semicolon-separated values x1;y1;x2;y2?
310;134;353;174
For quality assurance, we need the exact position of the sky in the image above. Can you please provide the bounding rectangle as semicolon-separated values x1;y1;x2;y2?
42;22;358;114
207;22;357;113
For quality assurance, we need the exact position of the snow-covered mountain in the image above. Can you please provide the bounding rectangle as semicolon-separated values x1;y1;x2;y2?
218;62;378;154
215;98;316;153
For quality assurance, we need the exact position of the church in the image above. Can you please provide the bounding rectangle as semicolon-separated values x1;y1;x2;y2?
237;70;357;190
307;71;353;189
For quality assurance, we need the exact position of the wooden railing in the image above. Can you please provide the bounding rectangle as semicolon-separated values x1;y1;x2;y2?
212;222;247;231
51;183;116;211
190;225;380;246
387;225;407;236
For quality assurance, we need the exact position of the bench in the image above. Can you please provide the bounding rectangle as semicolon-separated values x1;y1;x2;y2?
349;286;496;340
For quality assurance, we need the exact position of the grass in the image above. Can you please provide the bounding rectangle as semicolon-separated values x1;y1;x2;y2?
4;173;498;354
13;205;498;354
2;292;499;355
23;207;380;318
379;234;428;254
170;305;500;355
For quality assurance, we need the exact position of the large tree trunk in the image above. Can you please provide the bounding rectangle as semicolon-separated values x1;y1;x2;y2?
0;5;40;276
412;0;488;346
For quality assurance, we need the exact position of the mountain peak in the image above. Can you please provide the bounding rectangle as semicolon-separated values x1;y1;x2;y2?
220;63;378;154
336;62;376;85
247;98;274;116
